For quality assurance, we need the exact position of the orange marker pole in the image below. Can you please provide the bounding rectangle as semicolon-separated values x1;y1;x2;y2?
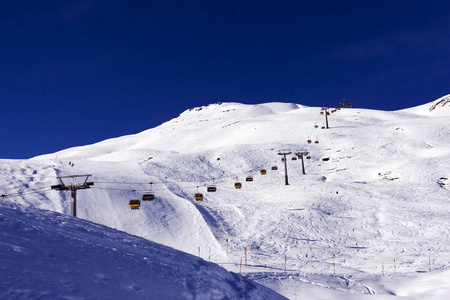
245;247;247;267
429;256;431;273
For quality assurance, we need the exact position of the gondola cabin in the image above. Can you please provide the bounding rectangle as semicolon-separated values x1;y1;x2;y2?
195;193;204;201
281;158;285;162
260;169;267;175
321;126;325;129
322;157;330;161
207;186;217;192
291;157;297;161
246;176;253;182
326;112;330;115
307;139;312;144
142;193;155;201
315;140;319;144
297;155;303;159
234;182;242;189
129;199;141;210
306;156;311;159
271;166;278;170
314;124;318;128
320;111;324;115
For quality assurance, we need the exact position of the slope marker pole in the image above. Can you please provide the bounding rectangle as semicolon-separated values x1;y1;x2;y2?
245;247;247;267
285;255;287;274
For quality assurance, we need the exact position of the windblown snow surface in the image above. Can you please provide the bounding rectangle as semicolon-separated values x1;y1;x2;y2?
1;95;449;299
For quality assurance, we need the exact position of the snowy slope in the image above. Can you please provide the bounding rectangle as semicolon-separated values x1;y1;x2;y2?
0;201;286;299
401;94;450;116
1;97;450;299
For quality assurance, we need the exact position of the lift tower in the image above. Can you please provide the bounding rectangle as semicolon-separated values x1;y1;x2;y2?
278;150;292;185
321;107;330;129
51;175;94;217
295;150;309;175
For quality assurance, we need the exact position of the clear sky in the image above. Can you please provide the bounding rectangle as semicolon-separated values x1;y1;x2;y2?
1;1;449;159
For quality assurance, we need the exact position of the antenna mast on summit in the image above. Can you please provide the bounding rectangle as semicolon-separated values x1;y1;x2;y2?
51;175;94;217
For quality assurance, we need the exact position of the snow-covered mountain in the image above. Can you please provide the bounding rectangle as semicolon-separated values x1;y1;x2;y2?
0;201;285;299
1;95;449;299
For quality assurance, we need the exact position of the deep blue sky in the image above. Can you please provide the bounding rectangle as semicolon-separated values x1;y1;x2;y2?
1;1;449;159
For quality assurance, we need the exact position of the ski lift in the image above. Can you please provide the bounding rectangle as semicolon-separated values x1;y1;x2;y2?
246;172;254;182
260;169;267;175
291;156;297;161
322;157;330;161
307;139;312;144
129;190;140;209
281;158;285;162
195;186;203;201
271;161;278;170
321;125;325;129
297;154;303;159
142;182;155;201
306;156;311;159
207;178;217;192
315;139;319;144
314;124;318;129
234;178;242;189
129;200;140;210
320;111;324;115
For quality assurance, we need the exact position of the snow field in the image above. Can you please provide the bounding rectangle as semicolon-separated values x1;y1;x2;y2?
1;99;449;298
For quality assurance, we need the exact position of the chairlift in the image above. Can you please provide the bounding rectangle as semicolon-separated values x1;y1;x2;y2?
142;194;154;201
129;199;141;210
142;182;155;201
194;186;203;201
207;178;217;192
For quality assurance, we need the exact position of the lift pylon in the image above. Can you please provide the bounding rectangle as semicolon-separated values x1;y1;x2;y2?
51;175;94;217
